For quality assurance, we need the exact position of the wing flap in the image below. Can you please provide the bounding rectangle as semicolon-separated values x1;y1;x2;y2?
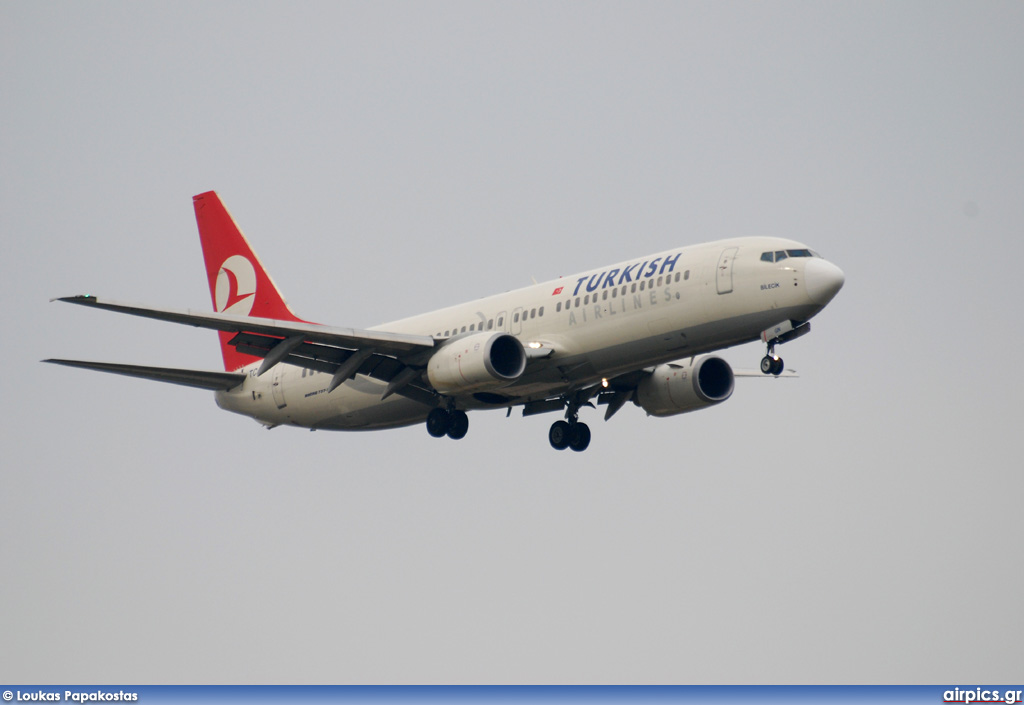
230;333;438;406
44;359;246;391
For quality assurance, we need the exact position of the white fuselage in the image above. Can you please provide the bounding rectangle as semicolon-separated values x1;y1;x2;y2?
214;236;840;430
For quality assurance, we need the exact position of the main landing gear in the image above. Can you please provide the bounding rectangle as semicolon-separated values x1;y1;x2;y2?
426;407;469;440
548;419;591;452
426;392;597;451
548;396;592;452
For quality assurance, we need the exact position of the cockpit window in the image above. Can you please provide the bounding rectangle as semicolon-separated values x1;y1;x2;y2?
762;249;822;262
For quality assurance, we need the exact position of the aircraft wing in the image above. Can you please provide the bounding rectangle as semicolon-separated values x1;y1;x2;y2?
54;296;435;355
733;369;799;377
44;359;246;391
53;295;442;405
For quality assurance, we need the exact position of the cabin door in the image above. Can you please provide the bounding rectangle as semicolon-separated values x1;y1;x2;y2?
716;247;739;294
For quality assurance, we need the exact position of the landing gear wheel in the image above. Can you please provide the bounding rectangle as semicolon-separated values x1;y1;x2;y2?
426;408;451;438
447;410;469;440
549;420;572;450
761;355;784;375
568;422;591;452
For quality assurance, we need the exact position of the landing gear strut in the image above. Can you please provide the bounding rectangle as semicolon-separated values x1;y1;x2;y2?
426;407;469;440
548;397;592;452
759;320;811;375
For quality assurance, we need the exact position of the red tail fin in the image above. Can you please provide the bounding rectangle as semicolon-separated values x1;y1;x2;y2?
193;191;305;371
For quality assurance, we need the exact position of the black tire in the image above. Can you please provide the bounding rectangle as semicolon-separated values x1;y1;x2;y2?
760;356;774;375
447;410;469;440
549;420;572;450
426;408;451;438
771;357;785;376
569;422;591;452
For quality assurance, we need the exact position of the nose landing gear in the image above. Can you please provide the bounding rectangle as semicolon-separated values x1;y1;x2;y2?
760;346;785;376
760;320;811;375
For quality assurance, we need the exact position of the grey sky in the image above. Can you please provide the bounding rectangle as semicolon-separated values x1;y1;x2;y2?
2;1;1021;684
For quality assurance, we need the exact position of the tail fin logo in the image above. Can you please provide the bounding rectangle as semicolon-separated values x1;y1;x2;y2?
214;255;256;315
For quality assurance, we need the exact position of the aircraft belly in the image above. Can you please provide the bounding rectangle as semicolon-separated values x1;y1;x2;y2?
293;375;430;430
217;369;431;431
492;303;818;403
314;397;429;430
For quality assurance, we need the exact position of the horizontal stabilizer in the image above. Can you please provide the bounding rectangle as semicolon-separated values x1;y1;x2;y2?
44;359;246;391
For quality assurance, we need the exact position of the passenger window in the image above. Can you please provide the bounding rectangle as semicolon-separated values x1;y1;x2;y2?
761;252;774;262
488;319;494;330
556;302;562;312
302;369;306;378
602;291;608;300
631;283;637;293
497;317;504;326
611;288;617;298
513;313;519;323
621;285;627;295
461;326;466;333
684;270;690;280
444;330;449;336
539;306;544;316
657;276;663;287
584;295;590;305
470;324;475;331
674;272;680;283
530;308;536;319
575;297;580;307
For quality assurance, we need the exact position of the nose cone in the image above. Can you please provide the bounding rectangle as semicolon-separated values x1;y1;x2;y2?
804;258;845;306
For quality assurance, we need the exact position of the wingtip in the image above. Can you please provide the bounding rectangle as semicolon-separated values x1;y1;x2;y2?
52;295;98;304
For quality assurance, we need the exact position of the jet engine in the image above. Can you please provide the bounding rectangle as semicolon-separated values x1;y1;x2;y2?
635;355;735;417
426;332;527;394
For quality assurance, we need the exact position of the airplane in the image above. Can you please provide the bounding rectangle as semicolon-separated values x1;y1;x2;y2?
46;191;845;451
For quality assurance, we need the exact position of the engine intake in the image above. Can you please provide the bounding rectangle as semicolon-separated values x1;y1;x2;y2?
427;332;527;394
636;355;735;417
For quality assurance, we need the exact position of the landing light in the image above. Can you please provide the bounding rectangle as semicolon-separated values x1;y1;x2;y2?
602;378;609;388
527;342;542;349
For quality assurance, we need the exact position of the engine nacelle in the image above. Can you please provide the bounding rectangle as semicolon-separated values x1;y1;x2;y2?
635;355;735;417
426;332;527;394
